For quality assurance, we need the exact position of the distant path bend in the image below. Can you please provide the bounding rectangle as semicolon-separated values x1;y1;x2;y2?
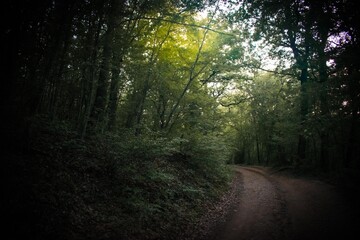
208;166;357;240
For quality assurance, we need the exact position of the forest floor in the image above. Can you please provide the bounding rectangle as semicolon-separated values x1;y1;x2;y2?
191;165;360;240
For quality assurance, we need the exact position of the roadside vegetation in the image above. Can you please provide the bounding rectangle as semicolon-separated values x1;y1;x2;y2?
5;116;231;240
2;0;360;239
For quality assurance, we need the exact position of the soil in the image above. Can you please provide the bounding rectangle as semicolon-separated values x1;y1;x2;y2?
193;166;359;240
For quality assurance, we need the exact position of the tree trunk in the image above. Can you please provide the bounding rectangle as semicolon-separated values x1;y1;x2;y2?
255;133;260;165
345;110;359;168
107;55;122;130
345;72;360;167
124;23;172;134
164;27;209;131
297;68;308;163
78;15;103;138
91;0;120;132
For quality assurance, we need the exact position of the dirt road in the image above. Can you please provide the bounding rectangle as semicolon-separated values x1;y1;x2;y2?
206;166;358;240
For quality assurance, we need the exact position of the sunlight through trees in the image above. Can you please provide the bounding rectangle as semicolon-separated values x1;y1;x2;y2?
2;0;360;239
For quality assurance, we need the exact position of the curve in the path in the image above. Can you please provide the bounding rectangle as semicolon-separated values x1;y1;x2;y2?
209;166;358;240
212;166;290;240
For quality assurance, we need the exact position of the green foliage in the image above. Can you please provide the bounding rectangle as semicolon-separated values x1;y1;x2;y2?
226;73;300;166
5;1;360;239
4;117;231;240
228;0;360;174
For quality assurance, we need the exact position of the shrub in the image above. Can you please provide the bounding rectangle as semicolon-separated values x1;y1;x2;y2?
4;117;232;240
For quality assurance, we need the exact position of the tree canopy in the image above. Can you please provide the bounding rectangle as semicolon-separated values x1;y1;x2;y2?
2;0;360;239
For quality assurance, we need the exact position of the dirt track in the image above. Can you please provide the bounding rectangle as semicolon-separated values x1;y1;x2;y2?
206;166;358;240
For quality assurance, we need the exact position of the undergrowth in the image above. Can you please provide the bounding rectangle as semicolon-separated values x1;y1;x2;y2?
3;116;232;240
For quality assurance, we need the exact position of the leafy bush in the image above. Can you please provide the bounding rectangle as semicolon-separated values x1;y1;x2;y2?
4;117;231;240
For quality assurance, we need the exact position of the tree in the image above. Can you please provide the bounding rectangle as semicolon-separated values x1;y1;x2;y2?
118;4;230;136
225;72;299;166
230;0;360;170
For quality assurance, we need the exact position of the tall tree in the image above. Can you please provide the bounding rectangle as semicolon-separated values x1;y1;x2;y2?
231;0;357;169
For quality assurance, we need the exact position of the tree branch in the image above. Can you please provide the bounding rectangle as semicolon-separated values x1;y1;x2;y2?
219;96;254;107
123;16;235;36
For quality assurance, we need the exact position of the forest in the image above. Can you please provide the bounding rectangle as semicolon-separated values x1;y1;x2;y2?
2;0;360;239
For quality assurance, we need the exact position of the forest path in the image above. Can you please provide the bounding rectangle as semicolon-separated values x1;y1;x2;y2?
206;166;358;240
